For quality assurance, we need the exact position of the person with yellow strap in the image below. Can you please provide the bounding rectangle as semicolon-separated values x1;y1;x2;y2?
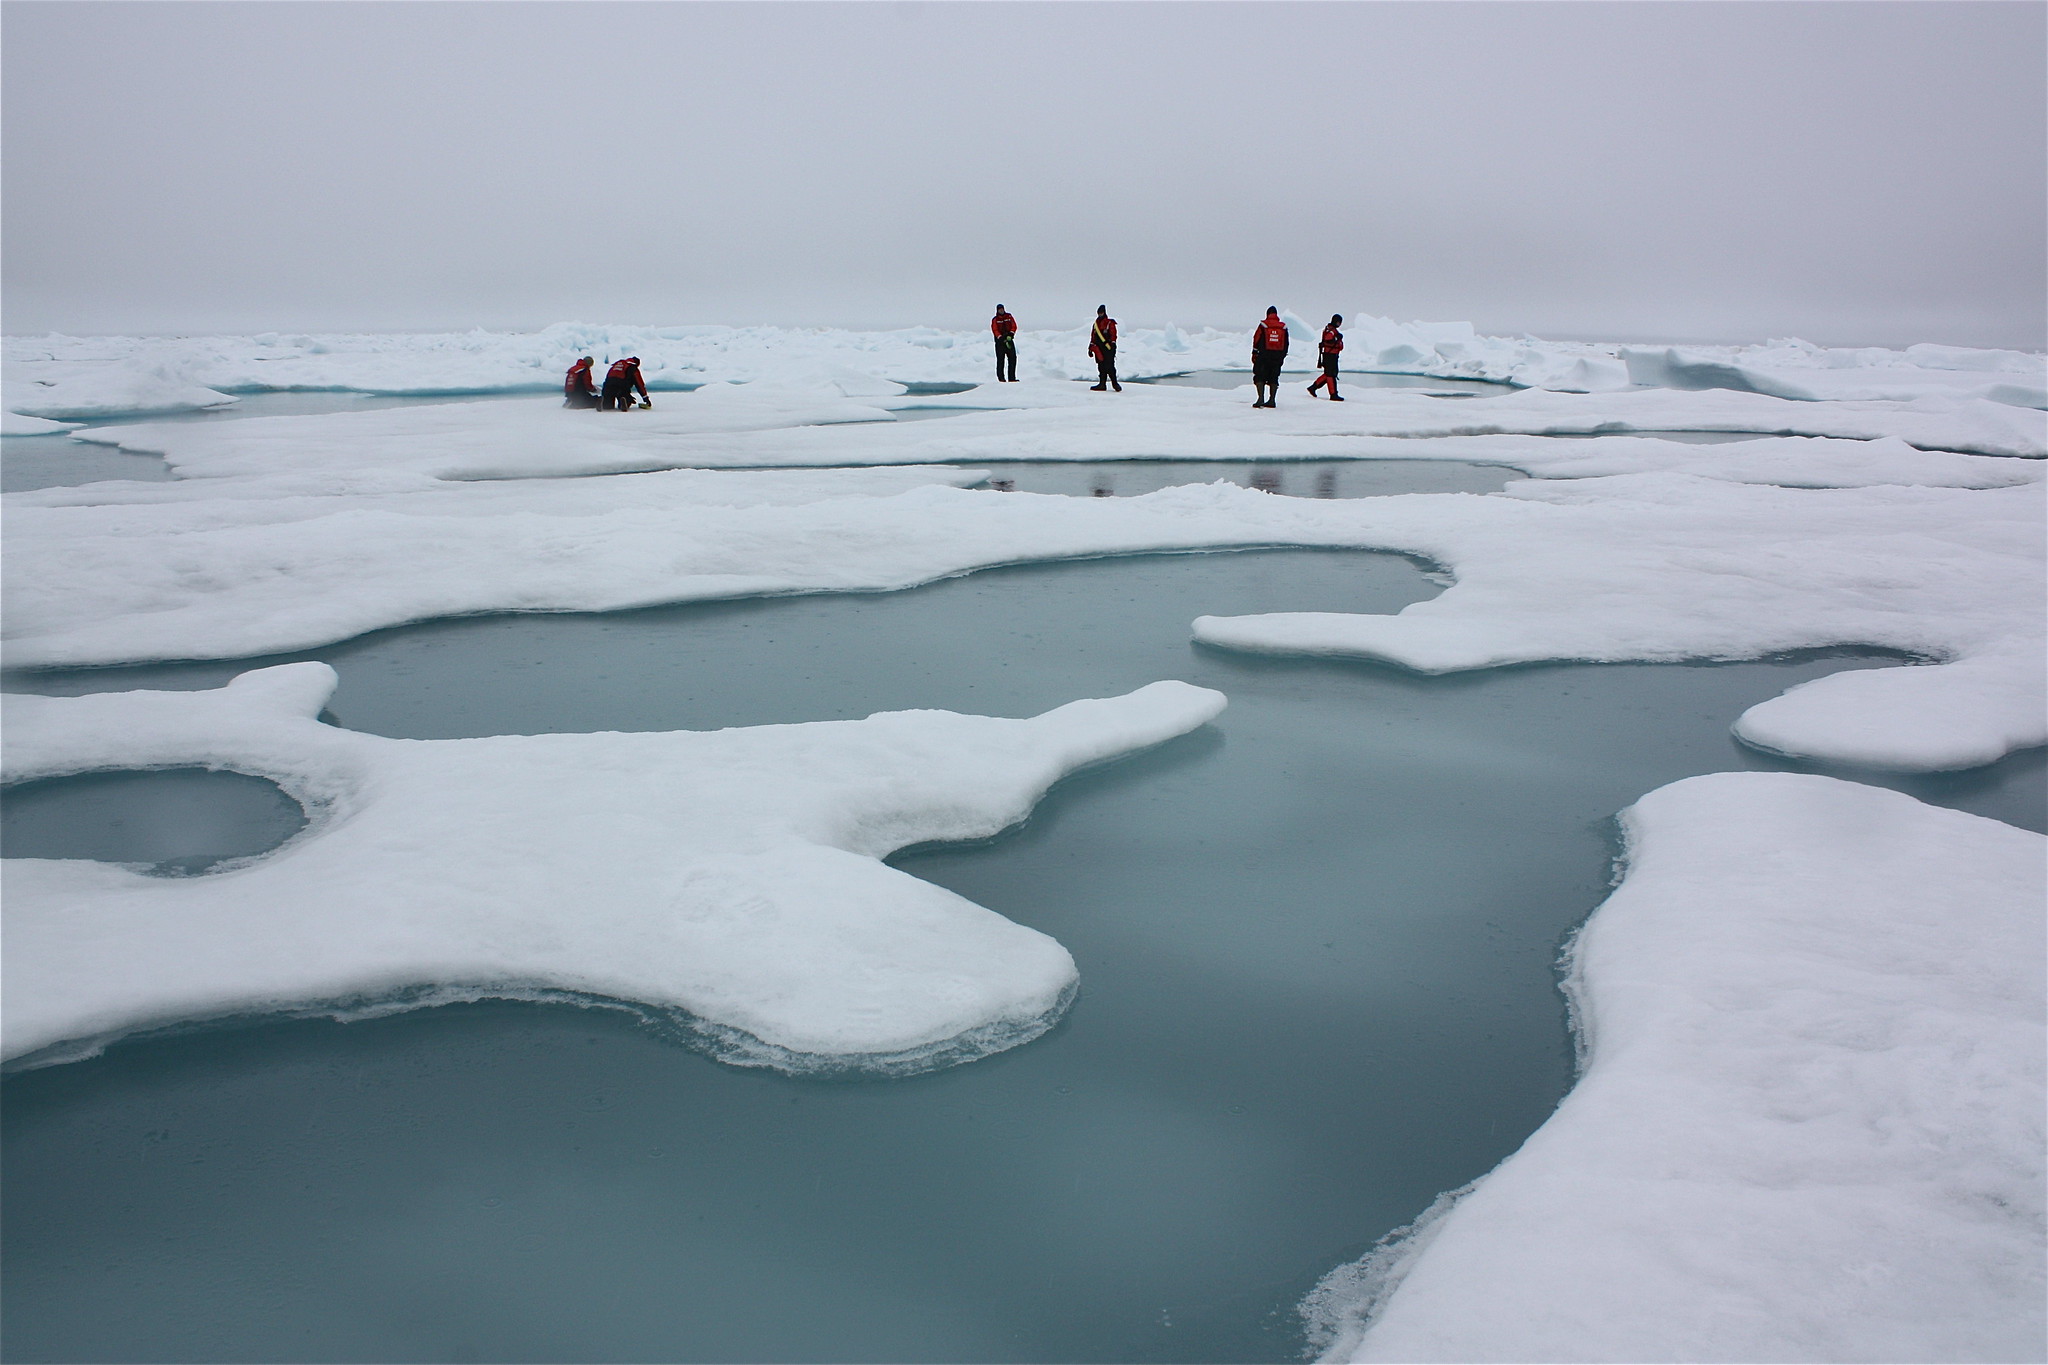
1087;306;1121;392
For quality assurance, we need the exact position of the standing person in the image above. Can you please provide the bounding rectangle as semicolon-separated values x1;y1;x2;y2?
1308;315;1345;400
563;356;599;408
600;356;649;411
1251;307;1289;407
1088;305;1121;392
991;305;1019;382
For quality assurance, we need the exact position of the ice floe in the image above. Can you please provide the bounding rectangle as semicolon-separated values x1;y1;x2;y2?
1304;771;2045;1364
0;664;1225;1069
1196;475;2046;772
0;411;79;437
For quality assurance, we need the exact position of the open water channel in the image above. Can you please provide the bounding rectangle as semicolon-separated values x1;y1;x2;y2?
4;388;2042;1363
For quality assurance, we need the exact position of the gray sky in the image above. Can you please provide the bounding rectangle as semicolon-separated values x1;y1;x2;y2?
4;0;2043;347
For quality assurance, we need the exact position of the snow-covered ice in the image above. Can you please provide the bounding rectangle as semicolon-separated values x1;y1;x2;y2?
1626;339;2048;408
1304;772;2045;1364
0;664;1225;1069
68;380;2048;484
1196;476;2046;772
10;321;2041;426
10;395;2040;771
0;411;79;437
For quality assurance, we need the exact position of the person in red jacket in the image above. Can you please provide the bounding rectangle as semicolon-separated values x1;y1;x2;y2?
600;356;649;411
563;356;599;409
1088;306;1121;392
1251;307;1289;408
1307;315;1345;400
991;305;1019;382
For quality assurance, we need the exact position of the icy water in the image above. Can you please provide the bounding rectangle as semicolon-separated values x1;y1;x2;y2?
0;393;525;493
1;768;307;875
963;459;1515;498
5;547;2042;1364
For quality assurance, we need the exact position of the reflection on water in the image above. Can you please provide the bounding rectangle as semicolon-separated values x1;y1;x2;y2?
2;552;2040;1364
0;434;176;492
964;459;1513;499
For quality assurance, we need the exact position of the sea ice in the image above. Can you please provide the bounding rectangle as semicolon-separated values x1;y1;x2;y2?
0;411;78;437
1303;772;2045;1364
11;323;2040;425
11;441;2039;771
0;664;1226;1069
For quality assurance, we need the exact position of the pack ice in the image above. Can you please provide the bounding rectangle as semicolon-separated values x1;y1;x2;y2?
0;664;1225;1069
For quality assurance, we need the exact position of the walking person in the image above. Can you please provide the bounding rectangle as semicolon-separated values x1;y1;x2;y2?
1251;307;1288;407
563;356;599;409
600;356;649;411
1088;306;1121;391
991;305;1019;382
1307;315;1345;400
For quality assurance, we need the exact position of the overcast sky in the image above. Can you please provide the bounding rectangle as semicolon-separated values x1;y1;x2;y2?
4;1;2042;347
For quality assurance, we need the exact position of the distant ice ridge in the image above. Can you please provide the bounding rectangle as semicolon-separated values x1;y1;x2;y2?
1304;773;2045;1364
1627;337;2048;408
6;320;2040;421
0;664;1226;1070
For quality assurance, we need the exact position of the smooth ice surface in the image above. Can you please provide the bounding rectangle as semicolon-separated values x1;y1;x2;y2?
1307;773;2046;1365
1;663;1223;1067
11;549;2034;1364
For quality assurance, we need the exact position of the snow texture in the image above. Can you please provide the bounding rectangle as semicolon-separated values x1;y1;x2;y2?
1304;772;2045;1364
0;665;1226;1070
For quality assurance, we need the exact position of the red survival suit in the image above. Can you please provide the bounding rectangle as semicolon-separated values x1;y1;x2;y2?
1309;322;1343;398
991;309;1019;382
1088;313;1120;390
600;357;649;410
564;358;598;408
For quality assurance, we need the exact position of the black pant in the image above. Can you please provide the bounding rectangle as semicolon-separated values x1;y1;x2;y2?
1094;346;1117;387
1252;350;1286;386
564;389;598;409
994;336;1017;382
600;379;640;410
